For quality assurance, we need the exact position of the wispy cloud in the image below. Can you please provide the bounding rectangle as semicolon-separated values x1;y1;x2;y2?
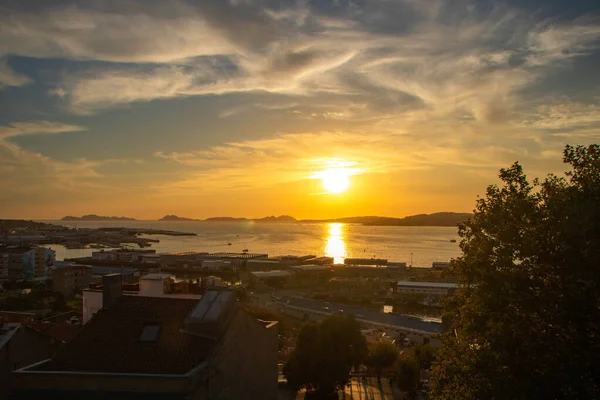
0;59;32;88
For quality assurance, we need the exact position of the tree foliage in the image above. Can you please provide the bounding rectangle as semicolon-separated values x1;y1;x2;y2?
430;144;600;399
366;341;399;380
412;343;436;370
396;355;420;399
283;314;368;395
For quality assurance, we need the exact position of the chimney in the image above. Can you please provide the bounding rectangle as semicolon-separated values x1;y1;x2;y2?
102;273;122;309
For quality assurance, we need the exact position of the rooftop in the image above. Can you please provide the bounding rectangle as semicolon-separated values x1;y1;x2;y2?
289;264;330;272
139;273;171;281
397;281;458;289
277;296;443;334
205;252;268;259
34;296;214;374
0;323;21;349
0;246;33;254
251;270;293;278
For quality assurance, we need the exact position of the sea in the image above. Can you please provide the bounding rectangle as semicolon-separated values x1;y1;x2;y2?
39;221;462;267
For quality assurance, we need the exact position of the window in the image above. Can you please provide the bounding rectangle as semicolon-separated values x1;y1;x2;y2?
139;324;161;342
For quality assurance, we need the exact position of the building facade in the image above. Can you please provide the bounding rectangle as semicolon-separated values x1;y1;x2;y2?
52;265;93;299
33;247;56;277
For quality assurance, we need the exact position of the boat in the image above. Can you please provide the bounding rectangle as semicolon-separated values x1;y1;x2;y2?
242;249;249;253
450;239;457;243
227;242;232;246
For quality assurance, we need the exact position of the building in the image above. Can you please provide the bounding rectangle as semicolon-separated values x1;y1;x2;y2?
273;296;442;345
288;265;332;286
33;247;55;277
139;254;161;264
1;322;64;397
245;259;282;271
432;262;451;269
91;249;156;263
12;283;279;399
52;265;93;299
344;258;388;266
139;273;172;297
0;253;8;281
328;277;387;295
3;247;35;280
332;264;403;279
1;247;55;279
396;281;458;296
242;270;292;289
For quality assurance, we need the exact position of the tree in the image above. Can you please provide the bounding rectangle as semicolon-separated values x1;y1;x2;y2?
412;343;436;370
283;314;368;396
396;355;420;399
366;341;399;382
429;144;600;399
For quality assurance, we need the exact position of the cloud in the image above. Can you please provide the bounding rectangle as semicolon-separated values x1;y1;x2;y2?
0;121;102;193
0;59;32;88
0;121;86;138
522;101;600;137
527;21;600;66
0;3;235;63
29;0;597;121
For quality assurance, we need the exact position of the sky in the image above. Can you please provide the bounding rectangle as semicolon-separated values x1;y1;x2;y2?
1;0;599;220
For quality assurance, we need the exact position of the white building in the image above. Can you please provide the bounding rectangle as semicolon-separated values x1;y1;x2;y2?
396;280;457;296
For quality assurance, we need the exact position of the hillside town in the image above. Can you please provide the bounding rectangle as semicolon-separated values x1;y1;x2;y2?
1;222;456;399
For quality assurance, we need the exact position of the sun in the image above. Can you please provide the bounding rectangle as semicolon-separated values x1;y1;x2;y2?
321;168;351;194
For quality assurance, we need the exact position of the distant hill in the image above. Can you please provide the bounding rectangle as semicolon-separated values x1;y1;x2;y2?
158;215;199;222
62;214;137;221
301;212;473;226
204;215;297;223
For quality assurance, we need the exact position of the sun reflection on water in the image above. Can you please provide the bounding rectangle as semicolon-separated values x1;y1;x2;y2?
325;223;346;264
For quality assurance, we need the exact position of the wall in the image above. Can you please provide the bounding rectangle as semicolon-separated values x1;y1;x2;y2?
82;290;103;324
139;279;165;297
208;309;278;400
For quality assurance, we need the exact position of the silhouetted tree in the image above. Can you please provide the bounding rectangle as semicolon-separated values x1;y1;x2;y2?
366;341;398;382
430;144;600;399
284;314;368;396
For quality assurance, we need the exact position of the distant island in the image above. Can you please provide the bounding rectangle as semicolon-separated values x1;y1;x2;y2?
301;212;473;226
62;214;137;221
160;215;297;223
157;212;471;226
159;215;200;222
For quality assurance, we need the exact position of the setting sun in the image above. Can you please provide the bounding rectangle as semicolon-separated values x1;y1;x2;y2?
321;168;351;194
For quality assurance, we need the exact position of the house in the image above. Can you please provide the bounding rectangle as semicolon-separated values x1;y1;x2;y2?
52;264;93;299
1;321;63;397
12;277;279;399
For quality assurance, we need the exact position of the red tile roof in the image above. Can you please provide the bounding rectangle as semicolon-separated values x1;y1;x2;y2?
35;296;215;374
